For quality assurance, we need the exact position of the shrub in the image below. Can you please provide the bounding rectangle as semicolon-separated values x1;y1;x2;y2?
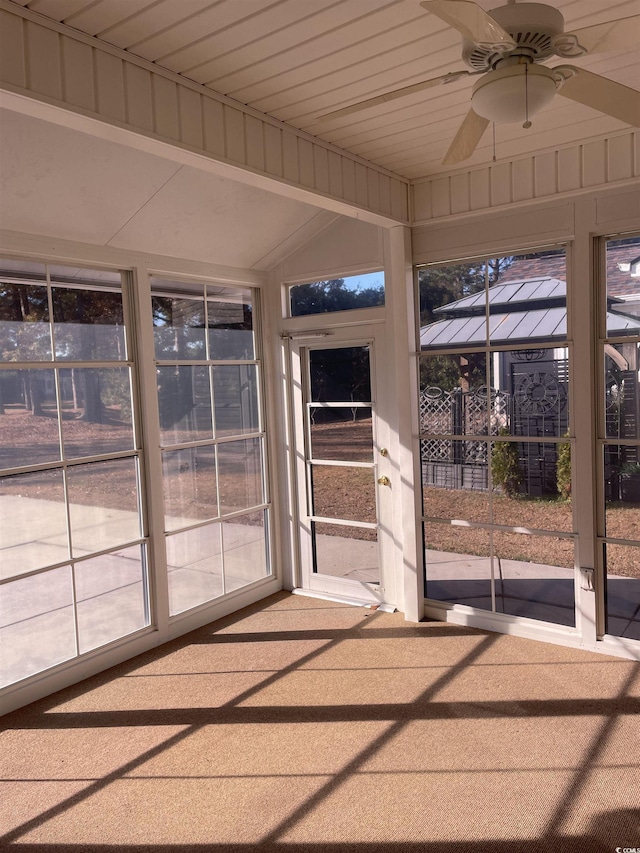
556;434;571;500
492;429;523;497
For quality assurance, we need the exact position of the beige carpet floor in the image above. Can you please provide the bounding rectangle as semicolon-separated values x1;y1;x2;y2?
1;591;639;853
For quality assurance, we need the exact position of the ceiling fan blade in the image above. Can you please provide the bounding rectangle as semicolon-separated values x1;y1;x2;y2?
420;0;515;49
313;70;471;122
442;108;490;166
553;15;640;57
555;66;640;127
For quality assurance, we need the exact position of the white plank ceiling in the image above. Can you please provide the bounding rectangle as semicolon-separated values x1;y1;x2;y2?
8;0;640;179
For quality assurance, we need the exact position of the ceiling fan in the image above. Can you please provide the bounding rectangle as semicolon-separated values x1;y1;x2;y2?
315;0;640;166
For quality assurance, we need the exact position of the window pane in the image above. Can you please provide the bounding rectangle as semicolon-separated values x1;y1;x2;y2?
157;365;212;445
311;464;376;524
223;511;268;592
606;236;640;337
604;445;640;535
424;524;492;611
67;458;141;555
76;545;148;654
419;354;489;436
493;531;574;626
508;349;569;438
217;438;263;515
166;523;223;615
310;346;371;403
213;364;259;437
312;520;378;581
491;437;566;501
152;295;205;360
0;566;76;688
162;446;217;531
605;543;640;641
0;469;68;578
52;286;125;361
421;439;489;519
290;272;385;318
208;297;254;360
310;408;373;462
59;367;134;458
604;343;640;440
418;260;486;332
0;368;60;469
0;281;51;362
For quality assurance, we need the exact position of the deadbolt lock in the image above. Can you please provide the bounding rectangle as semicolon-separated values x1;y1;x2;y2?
379;447;389;457
377;475;391;486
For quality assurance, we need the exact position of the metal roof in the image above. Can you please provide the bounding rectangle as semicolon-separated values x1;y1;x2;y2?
421;275;640;347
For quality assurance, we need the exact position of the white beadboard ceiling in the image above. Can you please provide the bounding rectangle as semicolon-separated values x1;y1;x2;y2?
10;0;640;179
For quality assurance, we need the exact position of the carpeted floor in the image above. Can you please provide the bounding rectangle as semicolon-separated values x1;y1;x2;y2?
1;591;639;853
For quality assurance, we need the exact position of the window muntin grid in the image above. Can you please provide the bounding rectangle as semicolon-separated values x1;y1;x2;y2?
0;259;149;689
417;247;575;628
599;235;640;641
151;278;270;615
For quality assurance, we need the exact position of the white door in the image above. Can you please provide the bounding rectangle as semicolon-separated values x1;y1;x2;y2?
289;325;395;606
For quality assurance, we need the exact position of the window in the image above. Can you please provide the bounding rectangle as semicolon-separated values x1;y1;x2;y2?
417;247;575;627
289;272;384;317
0;260;149;687
600;235;640;640
151;279;270;615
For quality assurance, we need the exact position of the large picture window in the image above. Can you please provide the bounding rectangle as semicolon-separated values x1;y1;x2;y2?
0;260;149;688
417;247;576;627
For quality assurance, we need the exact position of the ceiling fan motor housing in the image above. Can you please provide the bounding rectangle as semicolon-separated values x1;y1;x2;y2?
463;2;565;70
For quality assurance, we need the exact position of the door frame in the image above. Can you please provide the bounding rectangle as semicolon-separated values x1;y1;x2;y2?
287;323;397;607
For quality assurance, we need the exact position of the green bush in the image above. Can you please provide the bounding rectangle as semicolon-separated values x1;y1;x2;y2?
556;434;571;500
492;429;523;497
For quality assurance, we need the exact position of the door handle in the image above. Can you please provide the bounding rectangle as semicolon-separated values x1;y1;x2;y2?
377;475;390;486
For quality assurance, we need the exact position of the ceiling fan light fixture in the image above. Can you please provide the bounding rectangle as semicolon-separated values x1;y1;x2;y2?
471;63;558;123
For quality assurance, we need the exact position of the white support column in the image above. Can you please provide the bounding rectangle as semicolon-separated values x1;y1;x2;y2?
130;264;171;637
383;226;423;621
571;197;598;646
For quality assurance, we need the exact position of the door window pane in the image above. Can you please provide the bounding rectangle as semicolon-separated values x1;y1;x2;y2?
312;521;378;581
0;368;60;469
310;408;373;462
424;524;492;611
162;446;218;531
76;545;148;654
213;364;259;437
0;566;76;688
310;346;371;403
0;469;68;578
166;523;223;616
311;464;376;524
67;458;141;555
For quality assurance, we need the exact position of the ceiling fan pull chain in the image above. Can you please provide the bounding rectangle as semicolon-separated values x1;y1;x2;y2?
492;122;497;162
